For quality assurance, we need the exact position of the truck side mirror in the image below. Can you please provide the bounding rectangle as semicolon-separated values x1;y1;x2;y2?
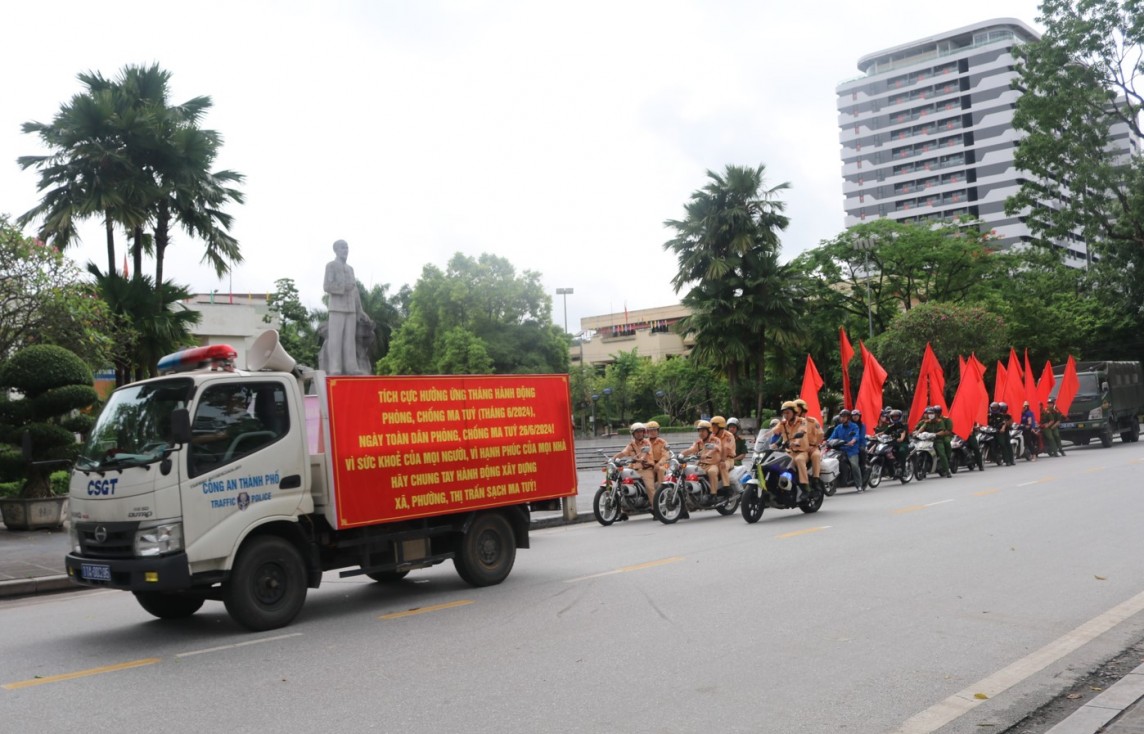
170;408;192;445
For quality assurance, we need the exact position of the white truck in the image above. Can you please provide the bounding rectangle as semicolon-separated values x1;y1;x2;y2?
64;333;577;630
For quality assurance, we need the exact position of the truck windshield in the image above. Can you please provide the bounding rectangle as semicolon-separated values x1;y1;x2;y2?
77;378;193;471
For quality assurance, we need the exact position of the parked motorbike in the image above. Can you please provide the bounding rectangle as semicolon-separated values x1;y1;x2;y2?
865;433;912;487
977;425;1005;466
1010;423;1036;461
909;431;939;480
739;444;826;524
949;434;978;473
1015;423;1043;457
593;451;652;525
651;452;742;524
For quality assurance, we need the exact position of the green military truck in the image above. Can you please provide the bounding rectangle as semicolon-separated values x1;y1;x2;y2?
1052;361;1144;447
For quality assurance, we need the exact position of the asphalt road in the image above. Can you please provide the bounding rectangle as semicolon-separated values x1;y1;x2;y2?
2;439;1144;733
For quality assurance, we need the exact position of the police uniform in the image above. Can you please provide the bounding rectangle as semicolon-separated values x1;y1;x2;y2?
1040;403;1065;457
775;416;811;486
989;410;1015;466
614;436;656;500
684;431;724;496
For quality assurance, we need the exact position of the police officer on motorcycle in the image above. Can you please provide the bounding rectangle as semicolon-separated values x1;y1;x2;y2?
879;408;910;478
990;402;1015;466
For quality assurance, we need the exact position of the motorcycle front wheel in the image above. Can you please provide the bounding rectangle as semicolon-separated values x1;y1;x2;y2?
652;485;683;525
800;488;824;514
913;455;928;481
593;486;621;526
741;486;765;524
866;461;883;488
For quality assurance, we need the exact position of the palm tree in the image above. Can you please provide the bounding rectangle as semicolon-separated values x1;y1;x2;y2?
664;164;793;416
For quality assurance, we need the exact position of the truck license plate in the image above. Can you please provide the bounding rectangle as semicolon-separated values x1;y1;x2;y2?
81;563;111;582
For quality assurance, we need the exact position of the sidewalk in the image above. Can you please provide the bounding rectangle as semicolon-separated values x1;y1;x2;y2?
0;524;73;597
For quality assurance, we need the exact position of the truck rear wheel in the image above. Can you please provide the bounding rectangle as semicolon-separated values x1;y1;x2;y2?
133;591;204;620
224;536;307;631
454;512;515;587
1121;420;1140;443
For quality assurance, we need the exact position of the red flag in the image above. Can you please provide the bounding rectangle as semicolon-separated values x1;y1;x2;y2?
958;355;967;380
909;343;940;427
1057;355;1080;416
799;355;825;425
1023;349;1039;412
839;327;855;410
1004;348;1026;415
993;361;1007;403
1037;360;1056;413
855;342;887;435
968;354;988;427
949;354;988;440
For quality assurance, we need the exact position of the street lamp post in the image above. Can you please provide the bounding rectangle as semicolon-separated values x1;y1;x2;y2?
855;238;875;339
556;287;574;334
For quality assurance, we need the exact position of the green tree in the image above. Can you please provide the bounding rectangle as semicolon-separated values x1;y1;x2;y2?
19;64;244;293
0;345;98;498
872;301;1008;406
1009;0;1144;344
0;215;115;367
793;218;1005;337
378;253;567;375
664;164;801;418
633;356;727;425
266;278;320;368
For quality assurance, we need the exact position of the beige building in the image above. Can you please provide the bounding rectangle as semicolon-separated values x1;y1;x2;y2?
181;293;280;369
573;304;693;367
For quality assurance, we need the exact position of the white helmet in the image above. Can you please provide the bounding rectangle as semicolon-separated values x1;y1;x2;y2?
727;417;740;427
629;422;646;434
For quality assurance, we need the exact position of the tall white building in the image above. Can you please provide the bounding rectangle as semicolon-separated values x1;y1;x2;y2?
836;18;1092;266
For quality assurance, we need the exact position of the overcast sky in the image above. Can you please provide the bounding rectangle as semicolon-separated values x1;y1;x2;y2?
1;0;1042;334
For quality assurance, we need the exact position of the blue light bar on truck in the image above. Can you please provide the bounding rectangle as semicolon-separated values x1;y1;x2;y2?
157;345;238;374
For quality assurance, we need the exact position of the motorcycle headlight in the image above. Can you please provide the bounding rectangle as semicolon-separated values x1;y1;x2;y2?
134;522;183;557
1088;407;1103;420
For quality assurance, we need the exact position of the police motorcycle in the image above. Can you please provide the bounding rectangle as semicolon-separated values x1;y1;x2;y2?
651;452;743;524
819;437;851;494
908;431;939;480
593;450;654;526
865;432;912;487
739;436;826;524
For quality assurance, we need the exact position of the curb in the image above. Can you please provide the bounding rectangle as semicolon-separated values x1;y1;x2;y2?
0;574;76;600
1045;661;1144;734
530;512;594;530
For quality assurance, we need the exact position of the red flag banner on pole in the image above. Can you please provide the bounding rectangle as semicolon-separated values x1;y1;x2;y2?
1023;349;1039;412
968;354;988;427
909;344;936;426
1004;348;1026;415
1057;355;1080;417
855;342;887;435
839;327;855;410
994;362;1007;403
799;355;825;425
958;355;967;380
949;355;987;440
1037;360;1056;412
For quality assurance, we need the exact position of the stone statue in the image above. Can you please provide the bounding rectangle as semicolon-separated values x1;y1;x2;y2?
321;239;372;375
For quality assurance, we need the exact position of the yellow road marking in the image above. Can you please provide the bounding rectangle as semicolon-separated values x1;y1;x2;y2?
777;526;830;539
380;599;473;620
3;658;160;690
894;505;927;515
1084;466;1105;473
565;556;684;583
974;488;1001;496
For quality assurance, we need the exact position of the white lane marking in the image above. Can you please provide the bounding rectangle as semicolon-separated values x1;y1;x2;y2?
892;587;1144;733
175;632;302;658
1017;481;1039;487
564;556;684;583
924;499;954;507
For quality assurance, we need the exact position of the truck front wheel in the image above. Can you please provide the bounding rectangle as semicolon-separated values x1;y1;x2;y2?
224;536;307;631
133;591;204;620
454;513;516;587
